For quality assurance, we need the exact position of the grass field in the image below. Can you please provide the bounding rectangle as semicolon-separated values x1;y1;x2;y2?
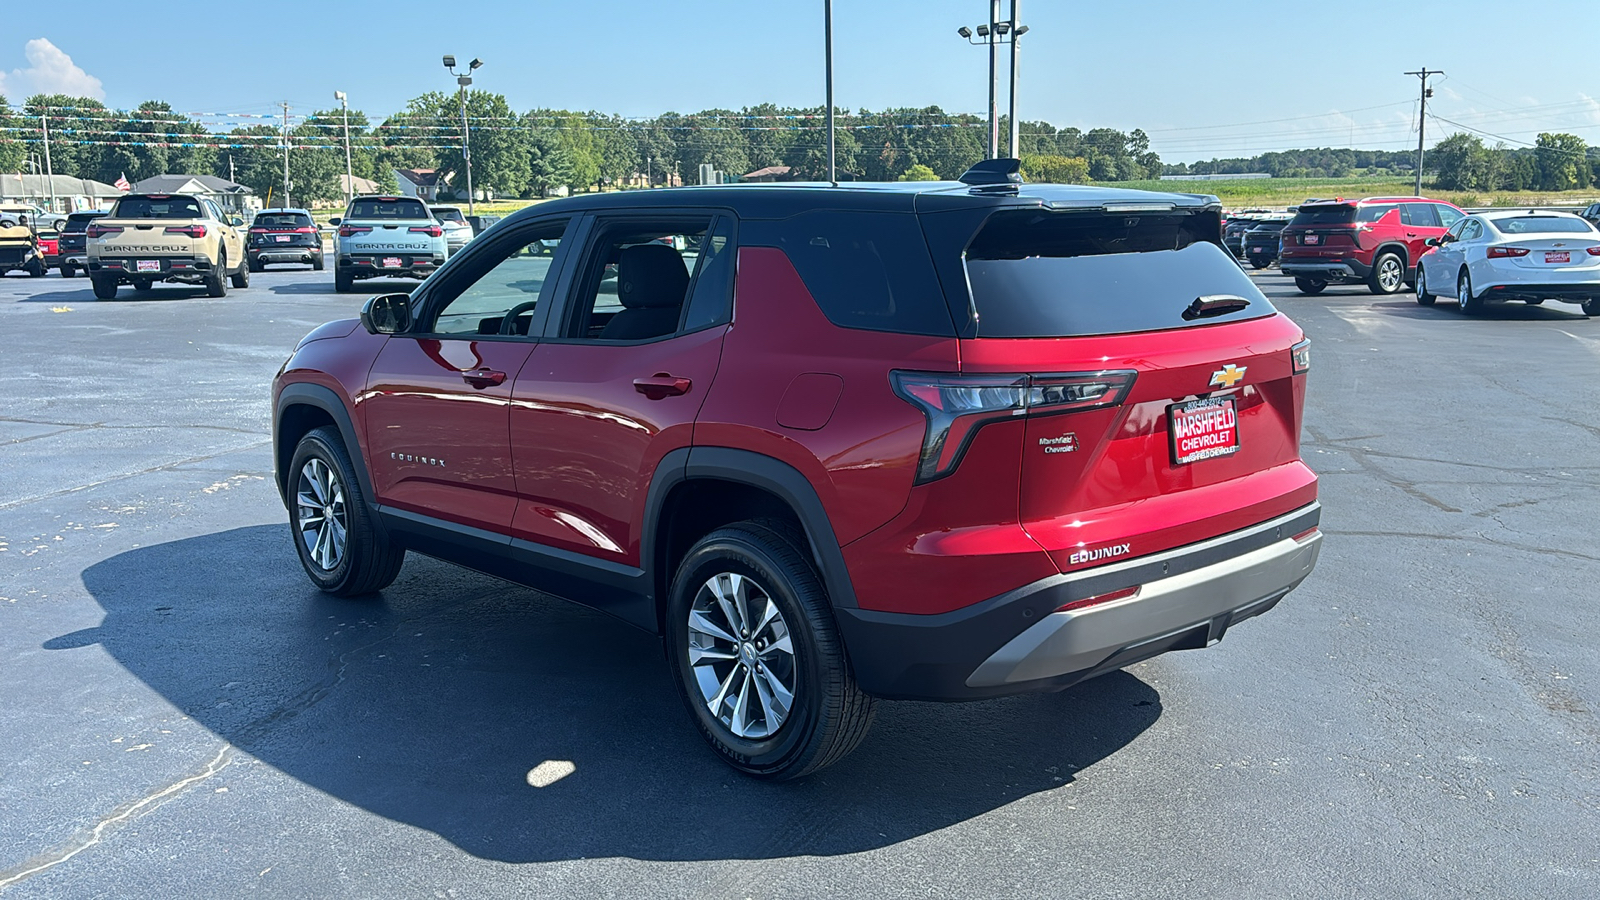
1096;176;1600;210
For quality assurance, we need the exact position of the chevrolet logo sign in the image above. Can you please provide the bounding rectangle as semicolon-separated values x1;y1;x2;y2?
1209;364;1247;388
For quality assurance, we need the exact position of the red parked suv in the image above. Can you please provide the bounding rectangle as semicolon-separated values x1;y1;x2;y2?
1279;196;1464;296
272;160;1323;779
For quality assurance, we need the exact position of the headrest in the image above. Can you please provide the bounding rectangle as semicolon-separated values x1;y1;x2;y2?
616;243;689;309
0;225;34;240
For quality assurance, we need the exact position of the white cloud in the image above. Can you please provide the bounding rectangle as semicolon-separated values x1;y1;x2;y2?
0;38;104;101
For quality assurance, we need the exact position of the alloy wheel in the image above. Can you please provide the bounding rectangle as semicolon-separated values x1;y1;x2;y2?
1458;273;1471;310
1379;256;1403;292
686;571;796;740
295;458;347;571
1415;267;1426;300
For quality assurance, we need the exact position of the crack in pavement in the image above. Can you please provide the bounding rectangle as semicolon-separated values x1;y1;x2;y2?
1306;426;1461;513
0;745;233;891
0;440;272;511
1318;525;1600;560
0;416;263;437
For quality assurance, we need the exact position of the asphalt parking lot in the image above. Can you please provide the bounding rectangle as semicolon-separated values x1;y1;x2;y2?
1;265;1596;899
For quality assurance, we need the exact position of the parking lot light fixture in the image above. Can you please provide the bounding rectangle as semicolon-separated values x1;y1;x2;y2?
444;55;482;216
957;2;1027;160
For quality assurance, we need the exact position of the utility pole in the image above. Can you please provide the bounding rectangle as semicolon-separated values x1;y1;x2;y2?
335;91;354;208
1007;0;1020;158
825;0;835;183
229;154;235;184
988;0;1000;158
40;107;56;213
1405;67;1441;197
281;102;292;209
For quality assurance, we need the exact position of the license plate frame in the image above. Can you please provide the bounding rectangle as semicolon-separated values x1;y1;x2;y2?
381;256;403;269
135;259;161;273
1545;250;1570;264
275;234;292;242
1169;396;1241;465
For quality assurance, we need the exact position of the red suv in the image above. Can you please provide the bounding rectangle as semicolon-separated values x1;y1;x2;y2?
1279;196;1464;295
272;161;1323;779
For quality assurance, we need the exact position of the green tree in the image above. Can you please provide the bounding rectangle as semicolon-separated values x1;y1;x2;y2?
0;95;23;174
1534;133;1590;191
899;163;938;181
1430;133;1491;191
1020;154;1090;183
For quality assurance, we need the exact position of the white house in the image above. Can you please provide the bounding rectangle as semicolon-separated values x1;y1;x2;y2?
0;174;123;213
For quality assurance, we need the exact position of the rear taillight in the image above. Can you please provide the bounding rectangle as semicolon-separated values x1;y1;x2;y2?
1291;338;1311;375
295;226;318;234
891;370;1137;484
1586;247;1600;256
409;225;443;237
249;227;268;234
86;224;122;239
339;225;373;237
1486;247;1530;258
164;224;206;238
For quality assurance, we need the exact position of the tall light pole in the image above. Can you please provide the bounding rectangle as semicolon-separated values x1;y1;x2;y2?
335;91;354;208
281;102;292;209
825;0;835;184
958;3;1028;160
1405;67;1441;197
443;55;482;216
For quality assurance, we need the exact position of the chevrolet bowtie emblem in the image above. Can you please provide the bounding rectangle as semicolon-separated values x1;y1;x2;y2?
1209;364;1247;388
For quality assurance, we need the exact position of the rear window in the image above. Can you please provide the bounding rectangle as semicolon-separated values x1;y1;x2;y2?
114;196;204;219
431;208;466;223
1494;216;1593;234
741;210;955;336
1291;204;1396;227
255;213;313;228
63;214;104;233
960;209;1275;338
348;198;429;220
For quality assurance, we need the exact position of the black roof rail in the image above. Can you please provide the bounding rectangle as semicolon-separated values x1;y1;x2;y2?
959;158;1025;189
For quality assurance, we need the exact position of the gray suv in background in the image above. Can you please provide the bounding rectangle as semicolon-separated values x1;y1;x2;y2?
430;205;475;256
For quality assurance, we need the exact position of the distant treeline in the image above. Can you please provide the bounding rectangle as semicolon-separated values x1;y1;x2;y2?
1164;148;1419;179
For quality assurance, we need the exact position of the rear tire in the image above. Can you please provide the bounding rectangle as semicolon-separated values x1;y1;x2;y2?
133;279;154;292
1294;276;1327;296
1368;251;1404;295
60;263;76;278
249;258;264;273
665;520;875;780
335;268;354;293
26;258;46;277
311;254;325;272
1415;264;1435;305
1457;269;1482;315
1582;298;1599;317
288;426;405;596
206;250;228;298
91;275;118;300
1249;258;1270;270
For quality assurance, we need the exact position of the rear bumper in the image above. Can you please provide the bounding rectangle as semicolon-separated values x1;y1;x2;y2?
1280;258;1371;281
339;253;443;278
88;256;210;278
252;245;322;263
836;503;1321;700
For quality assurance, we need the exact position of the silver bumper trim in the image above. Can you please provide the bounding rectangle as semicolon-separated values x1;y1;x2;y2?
966;530;1322;688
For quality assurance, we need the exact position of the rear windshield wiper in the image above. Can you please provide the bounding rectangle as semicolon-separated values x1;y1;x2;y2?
1183;294;1251;321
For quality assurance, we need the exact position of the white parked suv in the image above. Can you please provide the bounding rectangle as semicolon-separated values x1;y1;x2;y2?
1416;209;1600;316
429;205;475;256
331;196;446;292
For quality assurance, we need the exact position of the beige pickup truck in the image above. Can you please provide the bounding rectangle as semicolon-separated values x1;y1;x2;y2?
86;193;249;299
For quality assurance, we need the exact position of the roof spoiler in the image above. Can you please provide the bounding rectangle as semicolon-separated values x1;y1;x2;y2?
959;158;1024;191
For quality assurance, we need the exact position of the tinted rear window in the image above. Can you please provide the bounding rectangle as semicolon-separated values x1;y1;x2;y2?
961;210;1274;338
741;211;955;336
348;199;429;219
431;208;466;223
1494;216;1594;234
255;213;313;228
63;214;104;232
114;196;204;219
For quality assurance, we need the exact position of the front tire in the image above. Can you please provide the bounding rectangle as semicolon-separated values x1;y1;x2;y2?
1294;276;1327;296
1368;251;1404;295
288;426;404;596
60;263;76;278
1415;264;1435;305
249;257;264;273
1457;269;1483;315
311;253;325;272
26;258;46;277
91;275;118;300
230;257;250;289
665;521;875;780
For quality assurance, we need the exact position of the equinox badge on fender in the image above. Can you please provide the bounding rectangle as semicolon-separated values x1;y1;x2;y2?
1209;364;1247;388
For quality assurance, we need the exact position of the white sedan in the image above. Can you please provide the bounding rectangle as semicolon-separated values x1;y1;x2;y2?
1415;209;1600;316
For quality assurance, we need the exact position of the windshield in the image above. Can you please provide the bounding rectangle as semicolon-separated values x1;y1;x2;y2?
114;196;204;219
1493;216;1594;235
348;199;430;220
254;213;313;229
430;208;466;223
962;210;1275;338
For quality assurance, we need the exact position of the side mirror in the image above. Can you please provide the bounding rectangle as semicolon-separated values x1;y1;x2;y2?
230;216;244;227
329;217;342;226
361;293;414;335
1425;237;1441;247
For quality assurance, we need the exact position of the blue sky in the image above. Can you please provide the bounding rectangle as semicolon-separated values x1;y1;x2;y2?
3;0;1598;163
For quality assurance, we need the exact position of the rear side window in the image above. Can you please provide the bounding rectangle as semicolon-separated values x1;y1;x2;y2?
742;211;954;336
114;196;204;219
349;198;429;219
960;210;1275;338
1402;203;1440;228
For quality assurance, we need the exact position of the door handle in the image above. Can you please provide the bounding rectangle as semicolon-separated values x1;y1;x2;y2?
462;368;506;389
1405;232;1418;237
634;373;692;399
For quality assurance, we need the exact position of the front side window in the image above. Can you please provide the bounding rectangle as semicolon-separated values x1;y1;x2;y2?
1435;205;1464;228
426;219;572;336
1402;203;1440;228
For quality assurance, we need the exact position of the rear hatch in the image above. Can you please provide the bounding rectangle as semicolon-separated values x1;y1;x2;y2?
925;205;1316;572
251;212;320;248
338;198;441;259
1281;202;1388;258
1487;216;1600;271
89;195;209;259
